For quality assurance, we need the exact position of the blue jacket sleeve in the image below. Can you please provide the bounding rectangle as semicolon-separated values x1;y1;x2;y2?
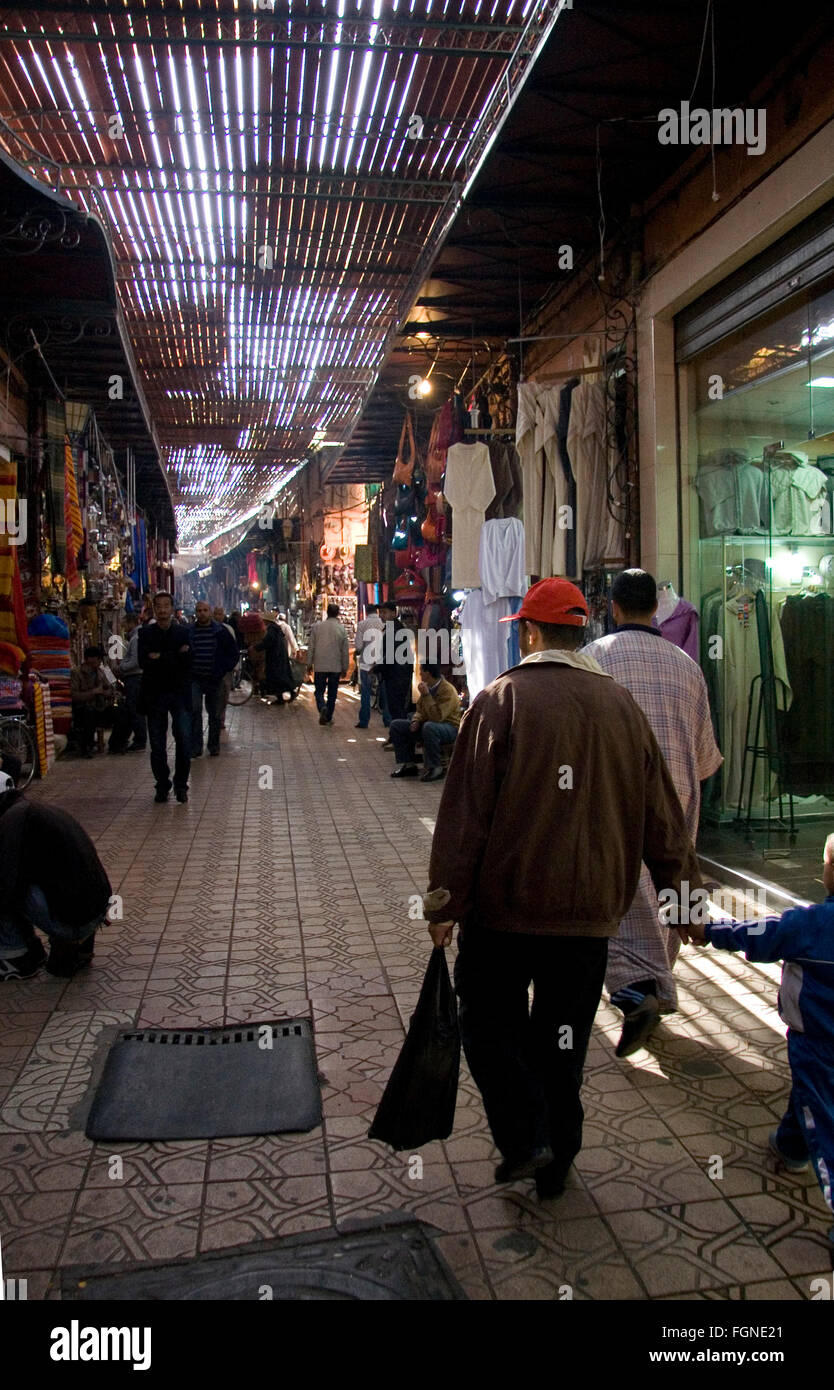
704;902;833;963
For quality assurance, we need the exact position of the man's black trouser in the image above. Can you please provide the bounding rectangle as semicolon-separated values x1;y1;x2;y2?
380;673;412;721
454;924;608;1169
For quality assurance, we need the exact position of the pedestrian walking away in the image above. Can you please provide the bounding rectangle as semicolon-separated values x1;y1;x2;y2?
354;603;384;728
255;610;298;705
307;602;349;724
422;578;701;1199
189;599;239;756
585;568;723;1056
138;591;194;803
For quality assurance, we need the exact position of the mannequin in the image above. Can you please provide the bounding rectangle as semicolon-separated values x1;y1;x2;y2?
654;581;679;627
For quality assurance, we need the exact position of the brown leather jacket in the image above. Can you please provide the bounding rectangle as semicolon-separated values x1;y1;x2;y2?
426;659;702;936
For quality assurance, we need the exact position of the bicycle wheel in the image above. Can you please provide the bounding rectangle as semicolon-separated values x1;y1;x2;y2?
0;718;37;788
227;663;254;706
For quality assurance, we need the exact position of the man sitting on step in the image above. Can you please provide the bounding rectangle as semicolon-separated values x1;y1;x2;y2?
389;663;462;784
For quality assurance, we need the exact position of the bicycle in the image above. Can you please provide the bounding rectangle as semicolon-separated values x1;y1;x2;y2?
227;653;255;706
0;712;37;788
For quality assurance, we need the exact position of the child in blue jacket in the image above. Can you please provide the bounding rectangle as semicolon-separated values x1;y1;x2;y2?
689;835;834;1264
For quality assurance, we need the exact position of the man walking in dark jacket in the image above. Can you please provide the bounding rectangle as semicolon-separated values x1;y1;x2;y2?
0;755;112;979
189;599;239;756
138;592;193;803
424;578;701;1199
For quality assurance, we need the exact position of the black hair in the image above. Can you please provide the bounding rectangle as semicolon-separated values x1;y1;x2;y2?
421;662;441;680
154;591;174;604
365;603;378;614
326;602;340;618
84;645;104;660
611;568;657;616
522;620;585;652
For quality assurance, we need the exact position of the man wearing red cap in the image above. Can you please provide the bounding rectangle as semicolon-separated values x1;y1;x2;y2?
423;577;701;1198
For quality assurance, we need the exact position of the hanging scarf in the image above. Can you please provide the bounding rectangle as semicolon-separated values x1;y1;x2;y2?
0;452;29;668
64;437;83;598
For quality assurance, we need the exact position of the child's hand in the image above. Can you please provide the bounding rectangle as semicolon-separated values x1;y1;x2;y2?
676;921;708;946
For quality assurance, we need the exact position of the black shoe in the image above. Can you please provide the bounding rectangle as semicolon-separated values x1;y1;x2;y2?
391;764;419;778
208;748;219;757
80;748;94;760
494;1147;554;1184
381;740;394;750
355;723;368;729
318;710;329;725
108;745;128;755
421;766;445;782
127;742;146;752
45;936;94;979
0;938;46;981
154;788;169;803
175;788;188;803
615;995;661;1058
192;749;203;758
535;1160;570;1200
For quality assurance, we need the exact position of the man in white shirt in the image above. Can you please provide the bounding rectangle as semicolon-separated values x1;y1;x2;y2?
353;603;384;729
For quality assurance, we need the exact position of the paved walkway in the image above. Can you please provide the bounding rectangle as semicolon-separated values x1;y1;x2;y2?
1;686;831;1300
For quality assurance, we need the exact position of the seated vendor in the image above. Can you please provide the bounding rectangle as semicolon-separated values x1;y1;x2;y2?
389;663;462;783
70;646;130;757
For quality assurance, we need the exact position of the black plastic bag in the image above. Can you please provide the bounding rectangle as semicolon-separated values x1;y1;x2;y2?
368;948;461;1151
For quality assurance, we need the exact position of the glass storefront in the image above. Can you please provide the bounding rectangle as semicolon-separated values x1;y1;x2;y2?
678;236;834;830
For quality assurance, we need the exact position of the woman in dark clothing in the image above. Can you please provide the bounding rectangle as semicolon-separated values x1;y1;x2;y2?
255;616;297;703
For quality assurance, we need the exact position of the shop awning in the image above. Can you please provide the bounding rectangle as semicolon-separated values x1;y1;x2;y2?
0;145;177;541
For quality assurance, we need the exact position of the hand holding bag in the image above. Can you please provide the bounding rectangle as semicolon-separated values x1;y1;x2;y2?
368;947;460;1150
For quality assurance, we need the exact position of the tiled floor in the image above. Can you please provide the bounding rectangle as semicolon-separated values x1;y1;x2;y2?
0;684;831;1300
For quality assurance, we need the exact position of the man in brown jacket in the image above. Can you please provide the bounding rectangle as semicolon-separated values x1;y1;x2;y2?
424;578;703;1198
390;663;462;783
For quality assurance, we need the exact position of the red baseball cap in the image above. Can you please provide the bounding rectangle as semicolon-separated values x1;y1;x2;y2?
499;577;588;628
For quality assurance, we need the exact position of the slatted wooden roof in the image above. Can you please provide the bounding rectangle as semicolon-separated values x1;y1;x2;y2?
0;0;566;545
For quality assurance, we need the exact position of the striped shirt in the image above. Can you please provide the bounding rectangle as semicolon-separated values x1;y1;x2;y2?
190;622;218;680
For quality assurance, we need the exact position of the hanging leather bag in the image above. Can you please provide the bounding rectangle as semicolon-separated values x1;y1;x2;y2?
392;412;417;486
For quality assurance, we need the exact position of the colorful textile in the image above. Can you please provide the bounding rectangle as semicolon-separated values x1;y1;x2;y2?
64;438;84;599
45;401;67;571
33;678;55;776
0;452;29;668
26;619;72;734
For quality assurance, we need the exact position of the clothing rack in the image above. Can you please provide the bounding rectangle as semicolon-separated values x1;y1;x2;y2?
463;427;515;437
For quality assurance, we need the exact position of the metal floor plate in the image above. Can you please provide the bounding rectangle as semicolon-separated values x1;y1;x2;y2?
62;1218;467;1301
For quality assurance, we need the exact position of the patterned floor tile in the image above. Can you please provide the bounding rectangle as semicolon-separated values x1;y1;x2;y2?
605;1199;788;1295
199;1176;331;1248
61;1183;204;1267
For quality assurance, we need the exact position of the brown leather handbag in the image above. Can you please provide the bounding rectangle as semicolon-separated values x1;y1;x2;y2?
392;412;417;486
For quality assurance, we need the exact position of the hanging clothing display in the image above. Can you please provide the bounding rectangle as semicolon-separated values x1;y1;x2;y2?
444;443;495;590
478;518;526;605
555;379;580;579
457;589;514;701
566;380;624;569
695;450;767;535
768;456;827;535
779;592;834;794
485;440;514;520
722;593;791;806
516;383;544;576
656;598;699;661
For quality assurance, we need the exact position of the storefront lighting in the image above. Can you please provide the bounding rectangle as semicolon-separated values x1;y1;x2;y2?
251;580;260;589
808;377;834;387
452;590;466;602
417;379;432;397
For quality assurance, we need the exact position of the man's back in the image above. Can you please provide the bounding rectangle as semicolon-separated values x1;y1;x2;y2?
0;792;111;925
584;630;720;827
428;659;698;935
309;617;348;672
